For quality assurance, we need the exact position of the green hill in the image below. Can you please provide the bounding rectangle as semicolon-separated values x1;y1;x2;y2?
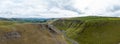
52;16;120;44
0;16;120;44
0;21;67;44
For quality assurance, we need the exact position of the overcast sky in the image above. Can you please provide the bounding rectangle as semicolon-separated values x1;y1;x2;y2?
0;0;120;18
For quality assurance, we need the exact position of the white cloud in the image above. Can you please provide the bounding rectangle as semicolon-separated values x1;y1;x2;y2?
0;0;120;18
0;0;80;18
73;0;120;17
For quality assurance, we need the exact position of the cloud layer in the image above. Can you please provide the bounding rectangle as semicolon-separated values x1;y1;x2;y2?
0;0;120;18
74;0;120;17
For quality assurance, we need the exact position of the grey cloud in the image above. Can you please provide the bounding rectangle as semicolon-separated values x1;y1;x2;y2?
44;0;81;14
109;5;120;12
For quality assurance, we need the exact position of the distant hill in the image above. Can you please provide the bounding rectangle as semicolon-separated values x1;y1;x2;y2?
0;18;53;23
52;16;120;44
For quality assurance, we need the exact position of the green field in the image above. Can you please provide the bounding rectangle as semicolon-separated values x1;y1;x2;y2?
52;16;120;44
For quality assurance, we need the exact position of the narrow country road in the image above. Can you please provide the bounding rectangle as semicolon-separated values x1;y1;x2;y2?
62;31;79;44
48;24;79;44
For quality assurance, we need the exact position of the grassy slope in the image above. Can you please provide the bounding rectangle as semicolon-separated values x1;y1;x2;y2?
0;21;67;44
52;16;120;44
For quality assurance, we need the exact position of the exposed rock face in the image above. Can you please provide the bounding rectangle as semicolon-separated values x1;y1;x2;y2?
0;23;67;44
4;31;21;40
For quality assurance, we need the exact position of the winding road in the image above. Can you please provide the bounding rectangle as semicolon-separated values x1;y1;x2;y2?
47;24;79;44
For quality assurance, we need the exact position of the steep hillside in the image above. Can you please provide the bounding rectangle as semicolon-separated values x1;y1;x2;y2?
52;16;120;44
0;21;67;44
